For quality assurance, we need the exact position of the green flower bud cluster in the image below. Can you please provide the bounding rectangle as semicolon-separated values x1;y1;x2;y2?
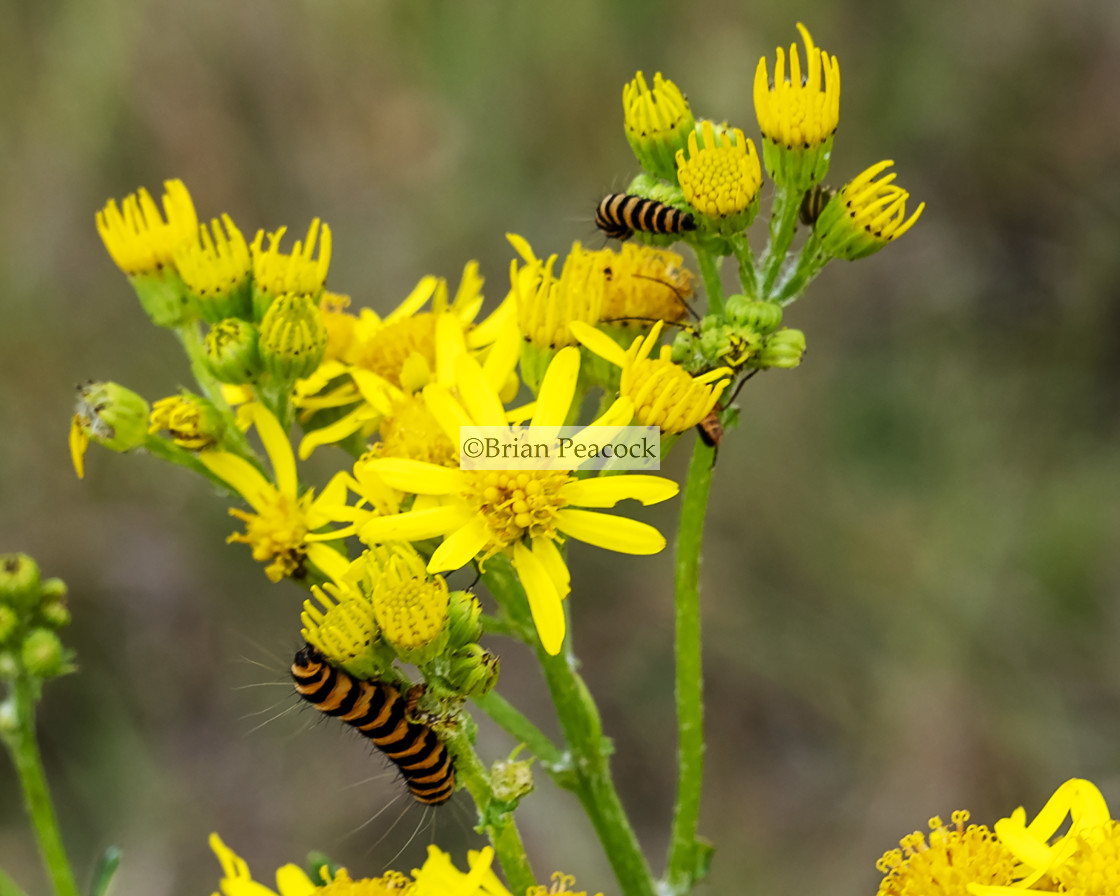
491;747;535;805
426;591;500;699
670;295;807;375
0;555;75;684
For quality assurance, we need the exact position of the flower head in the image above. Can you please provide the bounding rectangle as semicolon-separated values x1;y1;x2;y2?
341;348;677;655
816;160;924;260
96;179;198;277
258;292;329;382
411;847;600;896
572;320;730;433
753;23;840;188
149;392;225;450
368;543;451;662
510;235;604;352
174;214;253;323
250;220;332;318
596;243;694;328
875;811;1017;896
198;403;347;582
623;71;696;182
675;121;761;233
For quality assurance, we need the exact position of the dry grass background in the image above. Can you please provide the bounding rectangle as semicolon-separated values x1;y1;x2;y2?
2;1;1120;893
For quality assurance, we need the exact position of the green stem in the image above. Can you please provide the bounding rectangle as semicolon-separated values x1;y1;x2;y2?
693;246;725;316
728;234;758;300
1;679;79;896
663;435;716;895
774;236;829;307
759;184;802;299
481;562;655;896
442;721;536;895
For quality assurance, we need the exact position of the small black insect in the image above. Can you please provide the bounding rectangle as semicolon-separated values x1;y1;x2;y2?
798;184;837;227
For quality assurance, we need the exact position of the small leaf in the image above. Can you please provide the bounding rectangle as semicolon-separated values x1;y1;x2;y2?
0;866;31;896
88;846;122;896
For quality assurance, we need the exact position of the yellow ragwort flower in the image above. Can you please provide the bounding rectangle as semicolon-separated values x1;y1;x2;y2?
367;543;450;660
753;23;840;188
571;320;731;433
209;832;413;896
198;402;348;582
174;213;253;323
595;243;695;328
510;235;604;351
96;179;198;277
815;160;925;260
258;292;329;381
875;811;1017;896
675;121;761;232
622;71;696;182
340;348;677;655
250;219;332;317
411;846;600;896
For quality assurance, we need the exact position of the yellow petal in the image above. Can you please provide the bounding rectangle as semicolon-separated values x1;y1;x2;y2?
421;383;475;446
561;474;678;508
435;313;468;388
454;353;507;426
362;458;464;495
306;543;349;585
554;508;666;554
69;415;88;479
297;407;371;460
428;517;490;572
569;320;627;368
480;318;521;395
349;369;399;414
386;274;437;322
199;450;273;511
532;536;570;599
274;864;317;896
360;504;472;543
244;403;297;498
587;396;635;429
512;541;565;655
306;471;352;527
530;346;580;428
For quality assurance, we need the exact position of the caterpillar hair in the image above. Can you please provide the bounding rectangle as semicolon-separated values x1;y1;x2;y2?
291;644;455;805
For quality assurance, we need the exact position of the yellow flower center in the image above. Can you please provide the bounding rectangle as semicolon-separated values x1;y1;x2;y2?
376;394;457;466
675;121;762;219
228;494;309;582
320;292;359;363
301;590;379;669
622;349;728;433
316;868;413;896
369;545;449;651
464;470;573;556
149;395;220;450
355;313;437;388
1053;821;1120;895
597;244;694;326
875;812;1017;896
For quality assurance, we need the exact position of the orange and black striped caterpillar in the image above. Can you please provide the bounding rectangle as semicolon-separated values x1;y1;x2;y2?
595;193;697;241
291;644;456;805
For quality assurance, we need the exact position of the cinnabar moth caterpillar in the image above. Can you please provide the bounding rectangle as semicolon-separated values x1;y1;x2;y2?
291;644;455;805
595;193;696;241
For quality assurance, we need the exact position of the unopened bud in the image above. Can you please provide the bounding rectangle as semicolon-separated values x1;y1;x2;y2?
724;296;782;335
70;382;151;477
447;591;483;649
21;628;67;679
204;318;261;384
258;293;328;382
0;554;41;612
445;644;500;697
752;328;807;369
0;607;19;644
149;392;225;450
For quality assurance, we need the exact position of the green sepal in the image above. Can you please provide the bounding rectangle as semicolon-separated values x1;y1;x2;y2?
88;846;122;896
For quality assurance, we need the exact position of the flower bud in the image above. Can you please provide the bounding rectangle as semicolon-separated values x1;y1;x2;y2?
258;292;328;382
445;644;500;697
0;699;18;736
0;652;18;680
491;751;534;804
0;607;19;644
623;72;696;182
752;328;807;369
204;318;262;384
70;382;151;478
21;628;68;679
38;596;71;630
446;590;483;649
149;392;225;450
724;296;783;335
0;553;41;612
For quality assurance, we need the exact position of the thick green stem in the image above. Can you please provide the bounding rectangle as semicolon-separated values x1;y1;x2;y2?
774;235;829;307
728;234;758;300
663;435;716;894
693;247;725;316
1;679;79;896
442;722;536;895
472;692;566;771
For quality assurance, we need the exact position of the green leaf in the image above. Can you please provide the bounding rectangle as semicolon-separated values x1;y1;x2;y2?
88;847;122;896
0;866;30;896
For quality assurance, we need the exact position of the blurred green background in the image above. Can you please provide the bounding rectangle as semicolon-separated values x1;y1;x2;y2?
3;0;1120;893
